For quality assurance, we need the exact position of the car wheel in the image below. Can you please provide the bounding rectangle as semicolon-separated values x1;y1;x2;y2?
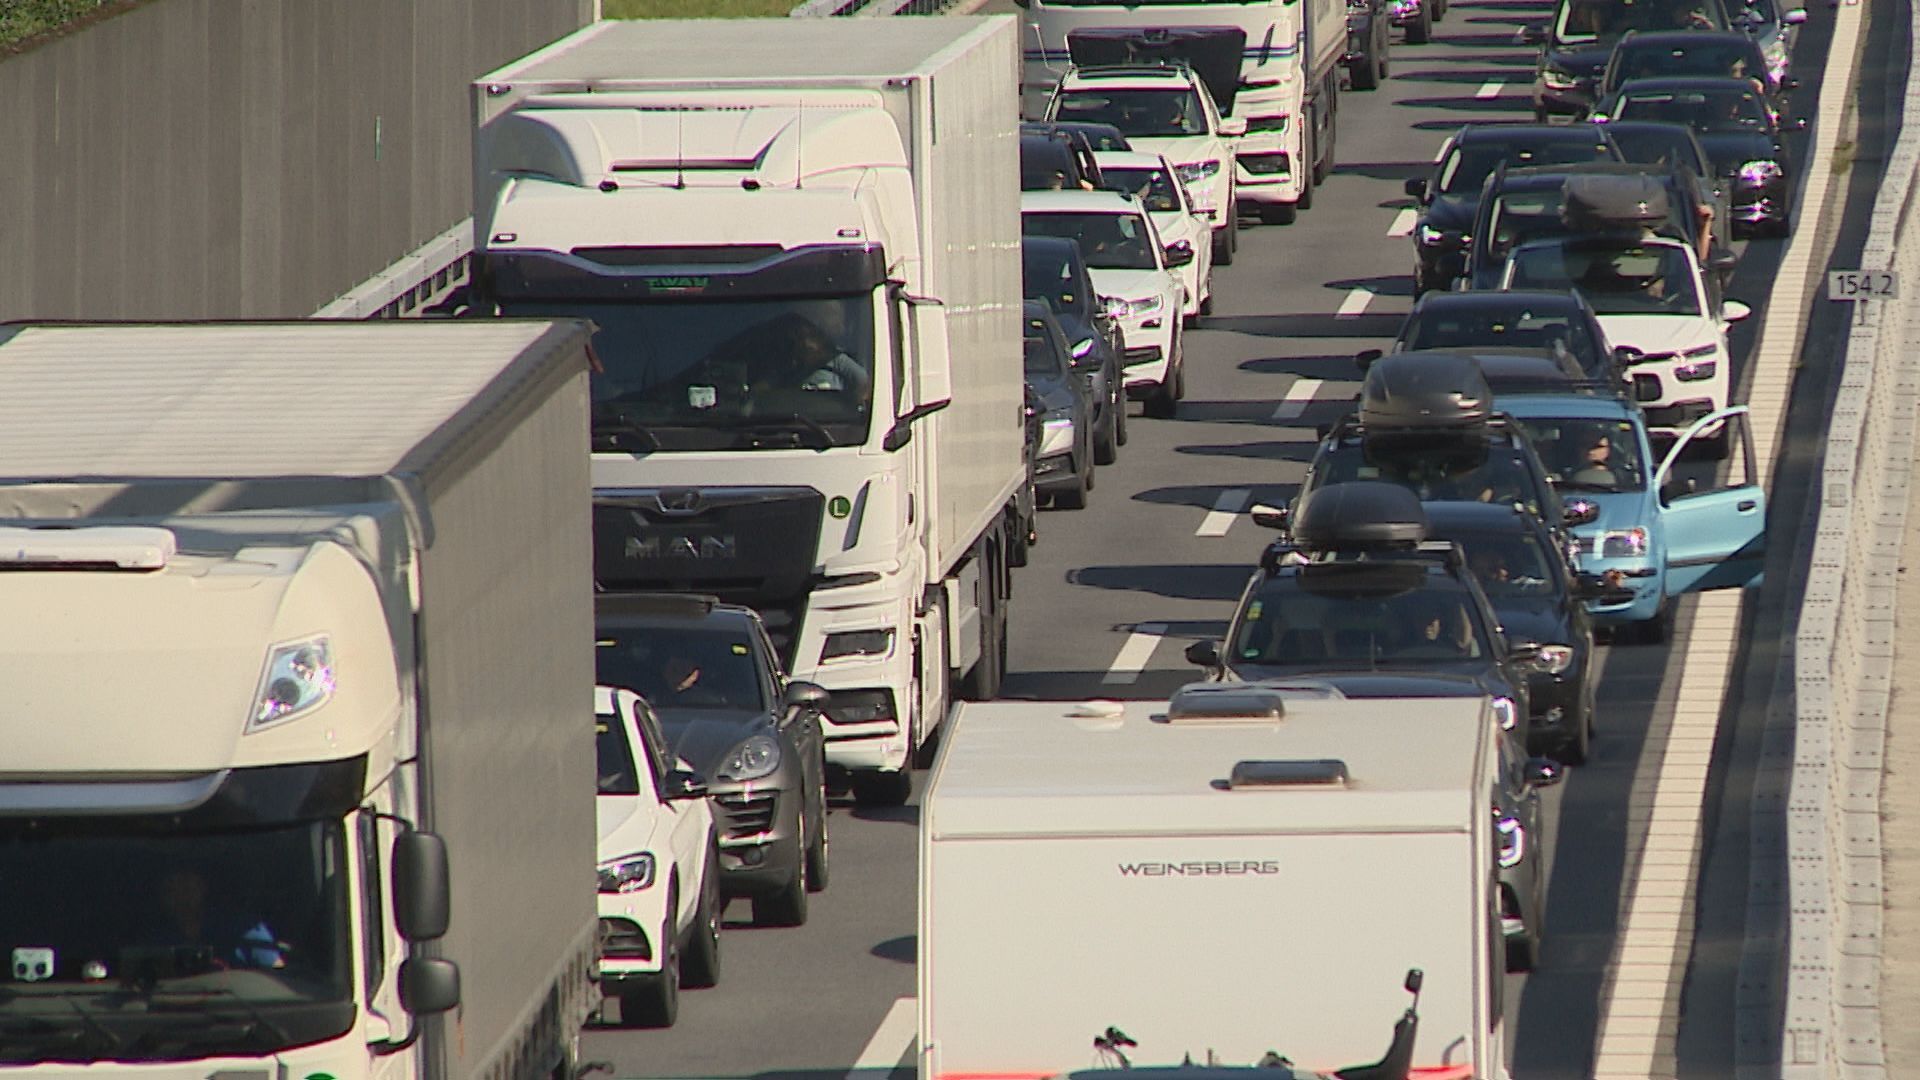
1259;201;1299;225
851;768;912;806
1625;599;1675;645
1053;457;1091;509
1213;219;1236;266
1407;5;1431;43
620;912;680;1027
1554;701;1591;766
1113;386;1130;445
1198;274;1215;315
1094;403;1119;465
751;845;809;928
680;851;722;989
804;783;831;892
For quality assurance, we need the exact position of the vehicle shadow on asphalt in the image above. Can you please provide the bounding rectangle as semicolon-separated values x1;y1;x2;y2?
1173;440;1321;463
1130;483;1301;511
1066;564;1251;602
1328;273;1416;297
1331;160;1431;181
1392;67;1538;83
1397;94;1531;113
1203;312;1404;337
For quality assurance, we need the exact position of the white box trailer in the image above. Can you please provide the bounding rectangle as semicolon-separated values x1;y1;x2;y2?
471;18;1027;804
920;684;1506;1080
0;321;599;1080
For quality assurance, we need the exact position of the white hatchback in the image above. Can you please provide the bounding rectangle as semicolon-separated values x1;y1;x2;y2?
1023;189;1191;418
595;684;722;1029
1094;149;1215;325
1500;235;1751;436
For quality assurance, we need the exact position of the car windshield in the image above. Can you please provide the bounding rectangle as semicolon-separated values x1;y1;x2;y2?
596;711;645;796
1230;578;1487;665
1450;530;1561;599
501;297;876;451
1440;139;1615;195
1512;416;1648;492
1400;302;1604;374
1022;243;1095;319
1727;0;1778;27
1313;440;1543;515
1604;126;1708;176
1556;0;1725;41
1614;87;1771;132
596;624;768;711
1506;242;1702;315
1482;193;1576;265
1024;212;1160;270
1615;41;1760;85
1055;88;1208;137
1025;319;1069;377
1102;166;1183;212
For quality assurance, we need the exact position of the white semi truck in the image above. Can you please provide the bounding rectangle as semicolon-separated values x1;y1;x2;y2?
0;321;600;1080
1016;0;1347;224
920;684;1509;1080
470;18;1027;805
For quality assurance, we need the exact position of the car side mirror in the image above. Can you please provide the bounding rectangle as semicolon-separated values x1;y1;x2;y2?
1709;247;1739;274
1563;499;1600;526
1184;640;1223;668
1781;75;1801;92
1519;23;1547;44
1249;503;1291;530
1165;240;1196;268
1220;116;1248;137
1723;299;1753;322
398;957;461;1016
1355;347;1384;373
1403;177;1429;200
1524;756;1565;790
782;680;830;712
1613;344;1645;367
664;769;710;801
1784;6;1807;22
392;830;451;943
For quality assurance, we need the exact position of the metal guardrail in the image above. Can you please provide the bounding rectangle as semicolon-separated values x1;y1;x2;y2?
311;220;471;319
1781;0;1920;1069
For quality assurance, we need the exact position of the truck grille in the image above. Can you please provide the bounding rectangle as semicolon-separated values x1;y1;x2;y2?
713;791;779;841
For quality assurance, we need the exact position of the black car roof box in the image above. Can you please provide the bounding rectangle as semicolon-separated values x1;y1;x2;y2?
1292;481;1429;550
1358;351;1493;434
1561;173;1670;234
1066;26;1247;113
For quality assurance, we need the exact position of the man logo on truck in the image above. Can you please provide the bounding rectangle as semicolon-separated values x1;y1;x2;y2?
625;533;739;561
1117;860;1281;876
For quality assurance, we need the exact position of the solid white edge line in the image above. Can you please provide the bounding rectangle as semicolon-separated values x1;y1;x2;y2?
1336;288;1374;318
1197;488;1253;537
1388;207;1419;237
846;996;918;1079
1102;623;1167;685
1475;79;1505;99
1271;377;1324;421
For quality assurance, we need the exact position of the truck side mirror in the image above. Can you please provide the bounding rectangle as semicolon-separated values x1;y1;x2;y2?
904;298;953;418
1164;240;1196;268
392;830;451;942
783;680;831;712
1184;640;1223;669
398;957;462;1015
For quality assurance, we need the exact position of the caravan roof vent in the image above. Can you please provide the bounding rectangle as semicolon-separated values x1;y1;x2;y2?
1291;482;1429;551
1165;684;1287;724
0;526;177;571
1228;759;1351;789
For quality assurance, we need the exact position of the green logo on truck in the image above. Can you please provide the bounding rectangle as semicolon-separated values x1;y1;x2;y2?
643;276;710;294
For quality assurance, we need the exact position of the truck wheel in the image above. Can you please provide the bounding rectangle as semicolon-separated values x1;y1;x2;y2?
1352;49;1381;90
752;856;809;928
851;768;912;806
1407;6;1432;43
1298;131;1317;210
959;550;1008;698
1009;505;1033;568
680;855;722;989
620;916;680;1027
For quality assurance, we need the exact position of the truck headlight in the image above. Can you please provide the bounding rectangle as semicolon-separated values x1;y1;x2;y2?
598;853;656;894
1491;695;1518;731
1738;159;1783;186
1177;160;1222;184
822;628;895;662
1600;527;1649;558
250;636;335;730
1497;814;1526;868
1536;644;1575;675
716;734;782;782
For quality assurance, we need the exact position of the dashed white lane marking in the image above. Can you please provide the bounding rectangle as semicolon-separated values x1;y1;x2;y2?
1336;288;1374;318
1102;624;1167;685
1388;207;1419;236
846;997;916;1079
1475;78;1506;100
1271;378;1323;421
1196;488;1252;537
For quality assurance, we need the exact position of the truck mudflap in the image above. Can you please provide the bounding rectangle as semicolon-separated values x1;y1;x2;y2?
1064;26;1248;114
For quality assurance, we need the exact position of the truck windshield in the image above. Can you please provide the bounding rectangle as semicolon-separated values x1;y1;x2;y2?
1054;89;1208;138
0;819;353;1062
1505;243;1701;315
1023;212;1160;271
1231;577;1488;665
501;297;876;452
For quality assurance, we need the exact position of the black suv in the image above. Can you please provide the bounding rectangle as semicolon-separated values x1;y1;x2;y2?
1377;289;1625;385
593;593;833;927
1525;0;1732;120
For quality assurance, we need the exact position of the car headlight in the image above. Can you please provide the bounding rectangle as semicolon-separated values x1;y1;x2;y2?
716;734;782;782
598;853;656;894
1535;644;1575;676
1541;66;1578;90
250;636;336;730
1039;415;1077;457
822;628;895;662
1497;814;1526;869
1177;160;1222;184
1071;337;1097;359
1674;353;1718;381
1105;294;1164;318
1491;695;1518;732
1737;159;1784;185
1599;527;1649;558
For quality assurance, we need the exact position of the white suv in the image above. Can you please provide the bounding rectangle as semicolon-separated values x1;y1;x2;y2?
595;685;721;1028
1093;149;1216;325
1023;189;1191;419
1045;64;1245;266
1500;235;1751;436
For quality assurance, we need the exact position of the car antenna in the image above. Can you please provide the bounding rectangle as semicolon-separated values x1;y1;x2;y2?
796;96;806;190
675;108;687;191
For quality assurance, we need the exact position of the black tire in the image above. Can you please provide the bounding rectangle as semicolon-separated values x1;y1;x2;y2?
1212;220;1235;267
1009;507;1033;567
1298;129;1317;210
620;911;680;1028
1624;599;1674;645
959;559;1007;698
1352;50;1381;90
1553;702;1591;766
1094;409;1119;464
751;853;808;928
1052;463;1090;509
680;854;721;989
1198;281;1214;316
851;768;912;806
1313;112;1335;185
1113;387;1129;445
1506;929;1538;974
804;773;831;892
1407;6;1432;44
1259;201;1299;225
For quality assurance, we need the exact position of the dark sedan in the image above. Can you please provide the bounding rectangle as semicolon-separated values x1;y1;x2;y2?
1385;289;1624;384
1598;76;1805;236
1525;0;1731;120
1405;124;1621;294
1597;30;1782;105
594;593;832;928
1025;301;1100;509
1022;236;1125;462
1345;0;1390;90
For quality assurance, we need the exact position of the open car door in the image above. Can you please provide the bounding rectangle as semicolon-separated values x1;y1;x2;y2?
1656;405;1766;594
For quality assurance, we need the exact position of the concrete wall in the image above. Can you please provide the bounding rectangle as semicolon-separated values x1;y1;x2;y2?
0;0;593;320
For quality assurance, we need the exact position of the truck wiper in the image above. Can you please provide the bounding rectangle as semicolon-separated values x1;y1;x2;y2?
590;406;662;452
722;413;835;450
0;995;121;1061
140;986;290;1050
